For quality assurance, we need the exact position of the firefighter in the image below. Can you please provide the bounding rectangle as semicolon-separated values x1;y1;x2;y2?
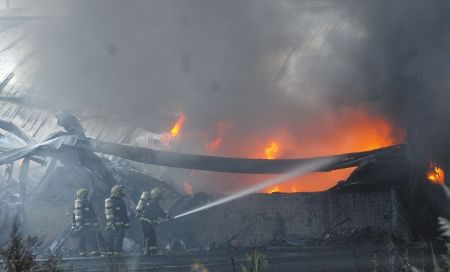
72;188;99;257
104;185;130;255
136;187;168;256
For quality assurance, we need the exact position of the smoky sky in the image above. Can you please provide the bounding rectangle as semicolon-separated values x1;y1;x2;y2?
346;0;450;124
31;0;449;154
344;0;450;164
32;0;303;132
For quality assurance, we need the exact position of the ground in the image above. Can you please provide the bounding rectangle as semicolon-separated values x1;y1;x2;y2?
47;244;440;271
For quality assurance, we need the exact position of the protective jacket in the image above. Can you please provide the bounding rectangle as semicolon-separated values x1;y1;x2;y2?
136;195;166;224
105;195;130;228
72;197;99;256
136;192;166;255
104;195;130;255
73;198;98;228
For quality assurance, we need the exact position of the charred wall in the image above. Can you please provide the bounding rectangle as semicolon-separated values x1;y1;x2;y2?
162;190;392;248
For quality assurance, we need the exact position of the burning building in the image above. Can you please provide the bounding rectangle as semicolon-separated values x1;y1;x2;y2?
0;0;447;264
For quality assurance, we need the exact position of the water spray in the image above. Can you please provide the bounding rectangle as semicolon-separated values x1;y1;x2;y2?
173;158;335;219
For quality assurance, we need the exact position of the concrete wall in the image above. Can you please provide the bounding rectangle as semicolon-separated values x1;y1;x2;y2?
163;190;391;247
20;187;391;250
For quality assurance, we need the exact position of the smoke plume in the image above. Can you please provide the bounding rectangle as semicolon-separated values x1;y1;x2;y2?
29;0;450;192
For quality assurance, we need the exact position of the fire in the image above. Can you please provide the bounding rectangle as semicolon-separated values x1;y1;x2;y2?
249;109;403;193
265;141;280;159
161;112;187;144
264;168;356;193
170;113;186;137
189;107;404;194
268;186;280;193
427;162;445;185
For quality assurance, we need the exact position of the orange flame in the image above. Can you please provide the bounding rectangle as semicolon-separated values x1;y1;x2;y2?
259;109;404;193
170;113;187;137
269;186;280;194
265;141;280;159
193;107;404;194
427;162;445;185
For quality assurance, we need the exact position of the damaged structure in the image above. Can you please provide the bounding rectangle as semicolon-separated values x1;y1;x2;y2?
0;104;446;254
0;4;448;261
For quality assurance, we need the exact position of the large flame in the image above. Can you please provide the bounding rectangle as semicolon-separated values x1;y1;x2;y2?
427;162;445;185
261;109;402;193
172;108;404;194
200;108;404;193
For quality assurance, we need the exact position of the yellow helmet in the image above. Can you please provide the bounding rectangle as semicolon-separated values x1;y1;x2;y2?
76;188;89;199
111;185;125;197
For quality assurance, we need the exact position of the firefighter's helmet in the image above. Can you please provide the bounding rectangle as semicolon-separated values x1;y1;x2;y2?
150;187;162;200
111;185;125;197
76;188;89;199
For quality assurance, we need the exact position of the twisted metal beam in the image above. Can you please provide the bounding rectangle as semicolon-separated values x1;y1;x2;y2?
0;135;407;174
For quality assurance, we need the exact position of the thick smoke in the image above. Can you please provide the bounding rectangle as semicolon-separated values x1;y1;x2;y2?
341;0;450;164
30;0;449;191
32;0;304;133
349;0;449;123
31;1;385;141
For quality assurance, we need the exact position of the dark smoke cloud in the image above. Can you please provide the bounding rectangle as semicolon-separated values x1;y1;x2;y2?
344;0;449;124
340;0;450;164
29;0;449;192
32;1;375;142
32;0;302;132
